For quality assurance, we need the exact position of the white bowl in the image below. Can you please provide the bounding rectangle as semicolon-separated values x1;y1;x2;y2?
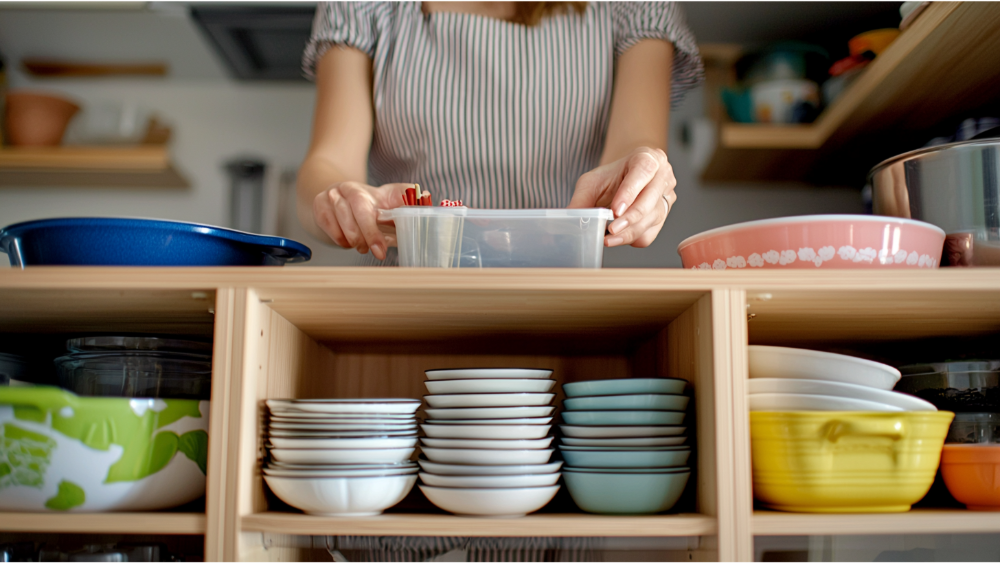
269;422;417;431
419;485;559;516
421;447;553;465
425;369;553;380
419;472;560;488
265;474;416;516
268;437;418;450
270;412;415;421
420;424;551;440
420;437;554;450
268;462;416;471
748;378;936;411
749;393;904;412
561;436;687;447
269;447;415;464
264;466;418;478
424;406;555;420
426;379;556;394
748;346;901;390
266;399;422;415
424;417;553;425
559;425;686;438
418;458;563;475
424;393;555;409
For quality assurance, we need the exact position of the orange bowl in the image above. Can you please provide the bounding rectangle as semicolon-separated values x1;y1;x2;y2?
4;90;80;146
941;444;1000;510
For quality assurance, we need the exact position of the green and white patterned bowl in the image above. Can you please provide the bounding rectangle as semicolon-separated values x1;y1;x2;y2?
0;386;209;512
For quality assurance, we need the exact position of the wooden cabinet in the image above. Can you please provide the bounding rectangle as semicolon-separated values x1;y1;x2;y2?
2;268;1000;561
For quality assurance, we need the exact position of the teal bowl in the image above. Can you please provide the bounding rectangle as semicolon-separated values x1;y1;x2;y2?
562;394;688;412
563;470;690;514
561;410;685;426
563;378;686;398
561;448;690;468
563;466;690;474
559;445;688;452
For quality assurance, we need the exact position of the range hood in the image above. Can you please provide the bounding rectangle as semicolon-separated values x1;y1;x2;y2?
190;4;316;81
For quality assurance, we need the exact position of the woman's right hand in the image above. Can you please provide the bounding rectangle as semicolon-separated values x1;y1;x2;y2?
313;181;415;261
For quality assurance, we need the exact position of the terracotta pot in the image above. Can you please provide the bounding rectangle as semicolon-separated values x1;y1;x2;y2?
4;91;80;146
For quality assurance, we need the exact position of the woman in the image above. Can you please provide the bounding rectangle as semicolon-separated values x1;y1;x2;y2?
298;2;702;264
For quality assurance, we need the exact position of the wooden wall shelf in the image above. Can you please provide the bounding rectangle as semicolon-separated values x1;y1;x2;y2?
702;2;1000;184
0;146;189;187
0;512;206;535
754;509;1000;536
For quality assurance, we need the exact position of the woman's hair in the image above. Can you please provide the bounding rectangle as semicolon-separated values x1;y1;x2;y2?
512;2;587;26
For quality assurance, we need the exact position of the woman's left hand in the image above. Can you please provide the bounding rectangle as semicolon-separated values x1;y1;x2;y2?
569;146;677;248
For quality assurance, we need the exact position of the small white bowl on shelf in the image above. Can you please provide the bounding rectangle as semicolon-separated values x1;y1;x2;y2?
420;437;554;450
265;474;417;516
268;437;418;450
424;406;555;420
424;417;553;425
418;472;560;488
748;346;901;390
748;378;936;411
419;485;560;517
269;447;415;465
421;447;554;465
418;459;563;476
420;424;551;439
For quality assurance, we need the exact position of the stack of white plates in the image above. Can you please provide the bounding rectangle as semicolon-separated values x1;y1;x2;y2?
262;398;421;516
417;368;562;517
748;346;937;411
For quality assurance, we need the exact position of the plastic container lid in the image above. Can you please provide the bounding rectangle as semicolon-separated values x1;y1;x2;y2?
54;352;212;399
66;336;212;356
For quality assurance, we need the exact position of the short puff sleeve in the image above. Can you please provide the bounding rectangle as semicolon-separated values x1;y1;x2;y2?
613;2;704;107
302;2;381;80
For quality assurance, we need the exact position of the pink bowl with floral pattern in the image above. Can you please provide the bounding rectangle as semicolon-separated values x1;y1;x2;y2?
678;215;945;270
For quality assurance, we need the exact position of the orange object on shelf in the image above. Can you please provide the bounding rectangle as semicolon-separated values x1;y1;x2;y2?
4;91;79;146
941;444;1000;511
849;29;902;57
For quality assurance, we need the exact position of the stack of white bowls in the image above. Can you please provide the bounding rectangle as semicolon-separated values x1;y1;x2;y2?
557;378;693;514
748;346;937;411
417;368;562;517
262;398;421;517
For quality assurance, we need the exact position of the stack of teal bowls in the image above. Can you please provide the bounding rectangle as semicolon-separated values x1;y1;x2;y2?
558;378;692;514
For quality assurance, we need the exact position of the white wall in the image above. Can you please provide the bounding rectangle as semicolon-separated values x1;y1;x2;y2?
0;6;864;269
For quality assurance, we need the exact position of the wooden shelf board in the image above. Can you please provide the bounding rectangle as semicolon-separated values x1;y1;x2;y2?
0;512;206;535
242;511;717;537
0;146;189;187
705;1;1000;183
753;509;1000;536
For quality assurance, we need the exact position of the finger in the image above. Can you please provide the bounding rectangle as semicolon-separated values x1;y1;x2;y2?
346;190;388;260
606;164;674;247
568;162;615;209
315;191;350;248
632;216;666;248
333;192;368;254
609;150;660;218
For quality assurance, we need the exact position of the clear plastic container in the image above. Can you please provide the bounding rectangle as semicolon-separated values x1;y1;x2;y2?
895;361;1000;412
947;412;1000;444
66;335;212;356
54;351;212;400
381;208;614;268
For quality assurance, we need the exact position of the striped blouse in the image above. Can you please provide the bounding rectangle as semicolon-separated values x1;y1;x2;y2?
303;1;703;264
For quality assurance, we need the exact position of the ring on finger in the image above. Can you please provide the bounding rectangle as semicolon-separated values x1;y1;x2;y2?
662;193;671;216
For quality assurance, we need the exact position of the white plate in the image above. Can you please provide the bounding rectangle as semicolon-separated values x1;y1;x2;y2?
748;378;936;411
420;437;554;450
426;379;556;394
268;437;418;449
421;447;554;465
559;425;686;438
269;422;417;431
265;474;416;517
748;345;901;390
749;393;904;412
419;472;560;488
560;436;687;447
424;406;555;420
425;368;553;380
268;429;417;438
424;393;555;409
268;462;416;471
423;417;553;426
270;412;415;421
266;399;421;415
418;458;563;475
421;424;551;440
264;466;418;478
270;448;415;464
419;485;559;516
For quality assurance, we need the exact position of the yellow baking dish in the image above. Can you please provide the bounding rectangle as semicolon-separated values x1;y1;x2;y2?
750;411;954;513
